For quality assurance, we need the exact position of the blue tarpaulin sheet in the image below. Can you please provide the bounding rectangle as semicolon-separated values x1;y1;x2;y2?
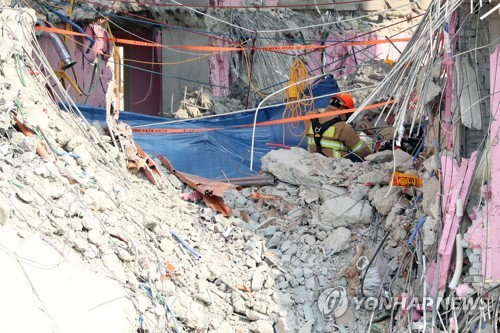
75;75;339;179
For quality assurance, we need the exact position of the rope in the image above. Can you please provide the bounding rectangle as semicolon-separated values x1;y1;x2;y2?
241;48;269;98
282;57;313;145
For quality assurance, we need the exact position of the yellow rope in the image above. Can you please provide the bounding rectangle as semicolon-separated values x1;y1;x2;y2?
282;57;313;145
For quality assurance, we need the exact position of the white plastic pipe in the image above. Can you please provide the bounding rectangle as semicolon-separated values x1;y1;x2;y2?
455;198;464;217
480;3;500;20
249;73;325;171
448;234;464;290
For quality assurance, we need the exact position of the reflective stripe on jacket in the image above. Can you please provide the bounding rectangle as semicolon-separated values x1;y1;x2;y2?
305;106;371;159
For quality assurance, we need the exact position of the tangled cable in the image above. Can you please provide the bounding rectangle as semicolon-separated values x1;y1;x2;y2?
282;57;313;145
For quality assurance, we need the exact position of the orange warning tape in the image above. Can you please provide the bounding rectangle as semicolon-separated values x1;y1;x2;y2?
342;38;411;46
35;26;410;51
172;38;411;52
35;26;163;47
132;100;394;134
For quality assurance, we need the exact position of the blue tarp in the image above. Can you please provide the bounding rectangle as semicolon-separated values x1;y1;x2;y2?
75;75;340;179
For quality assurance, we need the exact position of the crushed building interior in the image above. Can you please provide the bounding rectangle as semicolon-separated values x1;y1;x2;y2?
0;0;499;332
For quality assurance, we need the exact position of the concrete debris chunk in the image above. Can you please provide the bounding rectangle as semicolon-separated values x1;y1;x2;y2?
252;270;265;291
320;184;347;201
83;188;114;212
370;186;401;215
249;319;274;333
168;173;184;189
65;135;86;152
72;145;93;167
389;149;413;171
320;196;373;227
422;175;440;218
11;132;37;154
87;229;106;247
322;227;352;254
365;150;394;163
261;148;322;186
15;189;34;203
0;205;8;226
357;170;390;184
348;183;370;201
298;319;315;333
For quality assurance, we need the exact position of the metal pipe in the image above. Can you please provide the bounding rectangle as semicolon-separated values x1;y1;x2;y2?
37;21;76;70
223;176;275;182
225;180;273;187
220;176;275;186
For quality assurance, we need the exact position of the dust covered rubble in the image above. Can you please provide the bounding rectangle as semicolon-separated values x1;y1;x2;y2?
0;8;316;333
0;78;288;332
221;147;437;332
0;8;441;333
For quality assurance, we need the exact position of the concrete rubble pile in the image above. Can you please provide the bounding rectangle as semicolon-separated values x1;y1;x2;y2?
338;60;395;105
1;8;416;333
3;2;497;333
0;8;327;333
173;88;214;119
0;10;443;329
221;147;441;331
173;87;247;118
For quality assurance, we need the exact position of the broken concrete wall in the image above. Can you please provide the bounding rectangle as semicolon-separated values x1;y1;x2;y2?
161;29;210;116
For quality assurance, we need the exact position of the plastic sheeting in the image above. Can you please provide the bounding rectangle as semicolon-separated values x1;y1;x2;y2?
75;75;339;179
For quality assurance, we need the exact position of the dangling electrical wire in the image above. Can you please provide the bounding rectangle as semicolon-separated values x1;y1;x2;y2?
133;47;155;105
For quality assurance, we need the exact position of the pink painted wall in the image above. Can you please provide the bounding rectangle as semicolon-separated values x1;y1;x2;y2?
486;45;500;281
209;38;231;97
438;152;478;289
39;23;114;108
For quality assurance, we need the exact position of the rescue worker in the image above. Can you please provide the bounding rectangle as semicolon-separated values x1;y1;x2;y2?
305;92;371;162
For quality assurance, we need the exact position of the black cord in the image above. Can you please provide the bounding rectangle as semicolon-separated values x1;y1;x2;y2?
360;229;391;297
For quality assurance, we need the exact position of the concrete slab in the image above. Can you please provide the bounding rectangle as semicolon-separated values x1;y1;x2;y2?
0;232;136;333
